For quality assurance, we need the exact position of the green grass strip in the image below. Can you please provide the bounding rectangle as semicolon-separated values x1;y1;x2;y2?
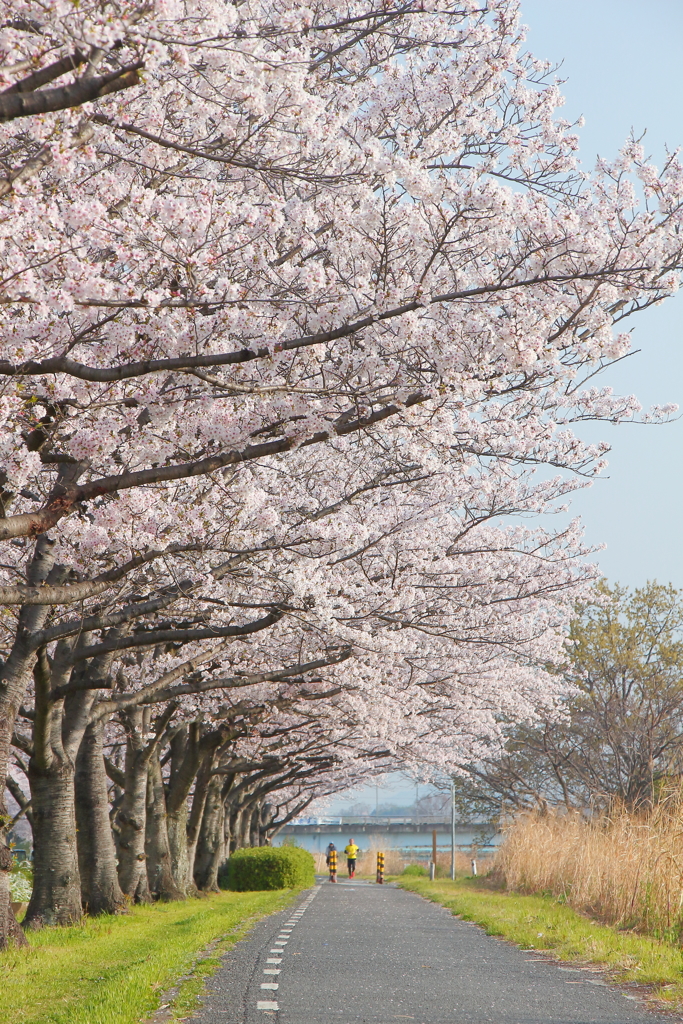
398;877;683;1007
0;889;293;1024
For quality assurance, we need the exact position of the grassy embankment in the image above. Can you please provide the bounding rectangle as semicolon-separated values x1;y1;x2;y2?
399;876;683;1008
0;889;292;1024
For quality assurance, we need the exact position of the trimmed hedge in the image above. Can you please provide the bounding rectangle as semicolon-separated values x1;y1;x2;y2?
223;846;315;891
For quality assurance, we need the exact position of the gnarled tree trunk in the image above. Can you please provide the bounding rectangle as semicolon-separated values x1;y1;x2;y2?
116;704;177;902
0;536;59;948
116;709;151;903
75;718;127;915
145;749;184;901
23;636;110;929
24;756;82;929
194;774;225;891
166;723;199;894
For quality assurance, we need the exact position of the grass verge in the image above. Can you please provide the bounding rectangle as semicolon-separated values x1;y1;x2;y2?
0;889;293;1024
398;877;683;1009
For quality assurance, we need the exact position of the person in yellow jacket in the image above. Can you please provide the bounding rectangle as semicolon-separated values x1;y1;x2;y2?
344;839;359;878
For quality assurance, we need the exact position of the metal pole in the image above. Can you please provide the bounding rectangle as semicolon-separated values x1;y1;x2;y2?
432;828;437;877
450;779;456;880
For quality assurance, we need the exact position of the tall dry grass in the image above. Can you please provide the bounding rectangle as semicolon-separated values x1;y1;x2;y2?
496;794;683;939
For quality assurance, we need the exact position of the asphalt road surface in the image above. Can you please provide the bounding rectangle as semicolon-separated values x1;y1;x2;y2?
194;879;677;1024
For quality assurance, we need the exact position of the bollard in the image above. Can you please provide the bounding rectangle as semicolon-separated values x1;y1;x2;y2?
471;858;477;877
329;849;337;883
376;851;385;884
429;861;435;881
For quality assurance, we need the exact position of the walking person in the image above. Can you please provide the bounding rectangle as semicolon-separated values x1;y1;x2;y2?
344;838;359;878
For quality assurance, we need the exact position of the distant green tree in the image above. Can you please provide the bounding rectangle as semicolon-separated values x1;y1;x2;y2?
456;582;683;814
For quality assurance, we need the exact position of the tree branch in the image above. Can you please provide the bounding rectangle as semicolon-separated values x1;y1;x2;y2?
0;393;427;541
0;542;204;605
70;608;285;662
0;119;94;198
2;50;86;95
126;649;352;708
0;62;142;121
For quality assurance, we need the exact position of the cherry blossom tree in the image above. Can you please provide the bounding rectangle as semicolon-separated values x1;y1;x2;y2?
7;462;591;925
2;0;683;949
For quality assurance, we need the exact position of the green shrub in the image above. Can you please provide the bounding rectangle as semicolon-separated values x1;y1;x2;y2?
223;846;315;891
402;863;428;877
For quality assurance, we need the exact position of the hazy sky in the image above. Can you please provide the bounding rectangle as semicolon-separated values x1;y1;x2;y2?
325;1;683;812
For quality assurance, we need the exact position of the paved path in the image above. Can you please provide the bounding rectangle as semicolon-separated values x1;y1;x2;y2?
195;880;678;1024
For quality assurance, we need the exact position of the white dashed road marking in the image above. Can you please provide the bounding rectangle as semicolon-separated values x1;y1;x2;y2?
257;887;320;1011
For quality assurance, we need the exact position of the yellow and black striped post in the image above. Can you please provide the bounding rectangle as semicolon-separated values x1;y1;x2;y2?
376;850;385;884
329;849;337;883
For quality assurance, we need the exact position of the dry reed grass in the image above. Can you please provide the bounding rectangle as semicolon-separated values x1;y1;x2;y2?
496;795;683;939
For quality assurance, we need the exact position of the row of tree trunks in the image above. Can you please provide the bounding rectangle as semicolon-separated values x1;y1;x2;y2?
6;676;299;938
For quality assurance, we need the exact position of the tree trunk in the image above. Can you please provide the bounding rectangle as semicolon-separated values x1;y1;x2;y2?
166;723;200;894
0;536;59;949
115;711;151;903
231;804;245;852
145;750;184;901
23;757;82;929
167;801;192;893
75;719;127;915
23;637;94;930
184;758;216;886
260;802;275;845
194;775;224;891
238;801;254;848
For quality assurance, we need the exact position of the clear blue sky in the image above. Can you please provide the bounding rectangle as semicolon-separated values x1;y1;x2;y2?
324;1;683;812
520;0;683;591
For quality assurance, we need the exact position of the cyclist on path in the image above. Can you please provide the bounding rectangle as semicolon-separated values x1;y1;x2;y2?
344;839;359;878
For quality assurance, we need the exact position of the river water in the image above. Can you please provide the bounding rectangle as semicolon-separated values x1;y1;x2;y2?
273;829;499;856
